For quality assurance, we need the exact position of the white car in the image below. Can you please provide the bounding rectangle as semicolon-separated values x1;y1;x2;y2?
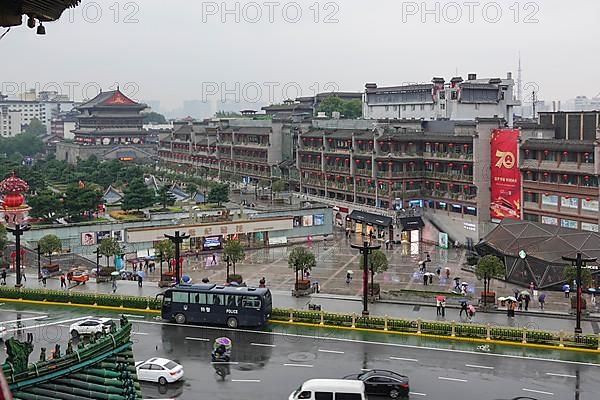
135;358;184;385
69;318;113;338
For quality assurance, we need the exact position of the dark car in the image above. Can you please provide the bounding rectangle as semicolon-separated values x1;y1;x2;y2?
343;369;409;398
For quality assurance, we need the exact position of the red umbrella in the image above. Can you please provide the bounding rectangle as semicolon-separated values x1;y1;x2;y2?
436;295;446;301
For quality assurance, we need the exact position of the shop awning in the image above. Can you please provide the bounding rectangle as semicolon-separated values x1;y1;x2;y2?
347;210;392;227
400;216;424;231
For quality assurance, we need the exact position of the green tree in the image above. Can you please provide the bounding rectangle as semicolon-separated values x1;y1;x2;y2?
156;185;176;210
475;255;506;307
271;180;286;198
214;111;242;118
0;133;44;157
28;190;63;221
142;112;167;124
98;237;122;268
63;184;102;219
0;224;7;257
288;247;316;286
317;97;363;119
223;239;245;275
122;178;155;211
207;183;229;206
24;118;47;136
154;239;175;273
360;249;388;295
564;266;593;289
38;234;62;265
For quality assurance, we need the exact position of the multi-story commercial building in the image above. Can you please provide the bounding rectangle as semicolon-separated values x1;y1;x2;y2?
56;89;155;164
262;92;363;119
520;111;600;233
158;118;304;183
0;105;23;137
363;73;520;126
573;96;600;111
50;110;79;140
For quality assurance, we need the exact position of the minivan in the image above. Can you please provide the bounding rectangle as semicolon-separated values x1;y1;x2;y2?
289;379;367;400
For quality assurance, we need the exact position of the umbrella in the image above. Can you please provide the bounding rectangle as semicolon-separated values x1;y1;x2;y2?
468;305;476;313
519;290;530;296
347;270;354;275
110;271;120;276
445;267;450;271
505;296;517;302
136;270;145;279
182;275;191;283
216;337;231;346
538;293;546;301
562;284;570;291
436;295;446;301
424;272;435;276
497;296;507;301
461;282;469;286
588;288;597;293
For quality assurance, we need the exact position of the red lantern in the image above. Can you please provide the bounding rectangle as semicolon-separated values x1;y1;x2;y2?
366;160;371;164
463;144;468;148
586;197;592;201
436;182;440;186
326;156;330;160
328;139;333;142
544;150;549;155
448;163;453;167
565;196;571;199
335;157;340;161
463;164;468;169
358;140;363;144
355;160;360;164
367;180;372;184
409;161;415;165
2;193;24;208
378;161;383;165
585;152;590;156
563;174;568;179
463;185;469;189
543;172;549;177
425;161;429;165
435;162;440;166
308;155;312;158
388;161;393;166
585;176;590;180
368;141;373;144
448;143;454;147
563;151;568;156
379;142;384;145
409;181;414;185
346;176;351;181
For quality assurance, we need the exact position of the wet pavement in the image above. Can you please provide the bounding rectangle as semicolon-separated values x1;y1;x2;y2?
6;274;600;334
0;305;599;400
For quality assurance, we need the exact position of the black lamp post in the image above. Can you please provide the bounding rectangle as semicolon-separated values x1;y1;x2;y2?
351;241;381;316
7;224;30;287
562;252;597;334
93;248;102;278
165;231;190;285
225;256;231;283
34;245;41;279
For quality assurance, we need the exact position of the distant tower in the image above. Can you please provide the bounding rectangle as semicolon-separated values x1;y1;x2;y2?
517;53;523;103
532;90;537;120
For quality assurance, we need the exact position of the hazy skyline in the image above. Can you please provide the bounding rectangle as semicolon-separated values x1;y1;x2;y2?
1;0;599;115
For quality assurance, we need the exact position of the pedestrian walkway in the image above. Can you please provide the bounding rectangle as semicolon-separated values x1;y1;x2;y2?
4;274;599;334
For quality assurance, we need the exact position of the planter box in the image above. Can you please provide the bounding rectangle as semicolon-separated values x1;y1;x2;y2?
44;264;60;274
227;274;243;285
481;291;496;304
295;280;311;291
571;297;587;310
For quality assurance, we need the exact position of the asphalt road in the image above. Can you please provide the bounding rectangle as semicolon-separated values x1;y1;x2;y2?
0;305;599;400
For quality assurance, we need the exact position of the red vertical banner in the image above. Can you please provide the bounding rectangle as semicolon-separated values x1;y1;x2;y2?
490;129;521;220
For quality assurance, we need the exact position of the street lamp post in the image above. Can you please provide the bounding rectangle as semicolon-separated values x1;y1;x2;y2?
351;241;381;316
7;224;30;287
562;252;597;334
34;246;41;279
165;231;190;285
225;256;231;283
93;248;102;278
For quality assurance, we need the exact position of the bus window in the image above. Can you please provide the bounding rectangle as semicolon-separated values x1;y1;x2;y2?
172;292;189;303
243;297;261;309
207;294;225;306
226;295;237;307
191;293;207;304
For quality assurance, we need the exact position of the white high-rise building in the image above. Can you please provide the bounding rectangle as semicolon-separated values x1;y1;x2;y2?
0;105;23;137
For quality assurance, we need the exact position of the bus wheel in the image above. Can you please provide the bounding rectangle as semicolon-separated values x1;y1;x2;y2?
226;317;238;329
175;314;186;324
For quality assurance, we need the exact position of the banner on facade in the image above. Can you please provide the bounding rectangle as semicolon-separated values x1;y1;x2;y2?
490;128;521;220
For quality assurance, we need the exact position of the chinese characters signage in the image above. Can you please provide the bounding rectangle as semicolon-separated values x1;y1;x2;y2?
490;128;521;220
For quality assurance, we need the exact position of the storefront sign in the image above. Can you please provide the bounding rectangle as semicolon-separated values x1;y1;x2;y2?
438;232;448;249
490;128;521;220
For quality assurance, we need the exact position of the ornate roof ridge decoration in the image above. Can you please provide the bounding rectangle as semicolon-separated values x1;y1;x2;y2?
1;0;82;28
4;315;142;399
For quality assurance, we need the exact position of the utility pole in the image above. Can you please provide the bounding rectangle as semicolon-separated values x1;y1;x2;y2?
7;224;30;287
93;248;102;278
34;245;41;279
351;241;381;316
165;231;190;285
562;252;596;334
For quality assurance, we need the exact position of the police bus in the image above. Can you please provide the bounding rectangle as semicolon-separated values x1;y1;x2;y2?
158;284;272;328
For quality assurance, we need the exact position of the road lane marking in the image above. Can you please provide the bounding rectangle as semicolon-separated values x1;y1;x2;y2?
211;361;239;365
360;369;372;371
523;388;554;396
6;316;91;333
410;392;427;397
465;364;495;370
185;337;209;341
438;377;468;382
58;325;70;328
546;373;576;378
124;314;145;319
232;379;261;383
318;349;344;354
131;320;600;368
251;342;276;347
390;357;418;362
0;315;47;325
132;332;149;335
284;363;314;368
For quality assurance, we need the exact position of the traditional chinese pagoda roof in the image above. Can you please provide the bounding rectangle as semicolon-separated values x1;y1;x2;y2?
1;0;81;27
77;90;146;111
4;316;142;399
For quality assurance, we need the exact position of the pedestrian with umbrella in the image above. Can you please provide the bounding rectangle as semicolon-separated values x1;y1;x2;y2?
137;270;145;288
538;292;546;310
467;304;476;322
423;273;428;286
563;283;570;298
111;271;119;293
436;296;446;317
459;300;469;317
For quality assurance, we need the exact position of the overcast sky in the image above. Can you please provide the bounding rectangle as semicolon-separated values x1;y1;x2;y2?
1;0;599;113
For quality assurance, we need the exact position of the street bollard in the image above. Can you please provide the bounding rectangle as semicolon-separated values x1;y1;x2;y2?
486;324;491;341
559;331;564;347
597;333;600;351
522;327;527;344
417;319;422;335
384;316;388;331
451;321;456;337
320;311;324;326
289;311;293;323
351;314;356;328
